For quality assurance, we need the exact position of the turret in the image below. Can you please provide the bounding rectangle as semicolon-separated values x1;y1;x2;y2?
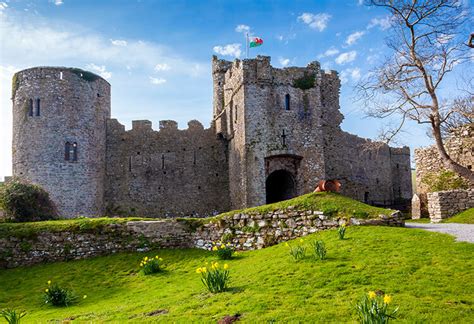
12;67;111;217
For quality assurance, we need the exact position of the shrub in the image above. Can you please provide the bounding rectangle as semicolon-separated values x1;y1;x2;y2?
338;225;346;240
212;242;234;260
0;309;27;324
311;240;327;260
0;180;57;222
356;291;398;324
139;256;163;275
293;73;316;90
196;262;230;293
43;280;77;307
286;239;306;261
422;170;469;192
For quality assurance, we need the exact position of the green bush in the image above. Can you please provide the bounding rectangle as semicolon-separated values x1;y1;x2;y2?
43;280;77;307
0;308;27;324
356;291;398;324
422;170;469;192
196;262;230;293
0;180;57;222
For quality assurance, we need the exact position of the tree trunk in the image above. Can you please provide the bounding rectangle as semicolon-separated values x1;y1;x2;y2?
431;121;474;184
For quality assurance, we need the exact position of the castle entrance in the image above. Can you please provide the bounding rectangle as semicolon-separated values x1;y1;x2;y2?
265;170;296;204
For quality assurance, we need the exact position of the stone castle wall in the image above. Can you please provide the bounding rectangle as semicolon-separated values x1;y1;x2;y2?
427;189;474;222
0;208;403;269
10;57;413;219
12;67;111;218
212;56;412;210
105;119;230;218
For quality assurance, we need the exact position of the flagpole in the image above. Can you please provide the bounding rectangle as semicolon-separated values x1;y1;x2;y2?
246;32;249;59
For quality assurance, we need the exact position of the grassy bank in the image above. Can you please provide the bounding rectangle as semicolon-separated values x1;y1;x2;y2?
0;226;472;322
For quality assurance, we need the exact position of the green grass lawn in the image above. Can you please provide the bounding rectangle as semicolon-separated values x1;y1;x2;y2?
443;208;474;224
0;226;472;323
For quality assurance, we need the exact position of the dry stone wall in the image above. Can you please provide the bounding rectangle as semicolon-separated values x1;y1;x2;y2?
427;189;474;222
0;208;403;269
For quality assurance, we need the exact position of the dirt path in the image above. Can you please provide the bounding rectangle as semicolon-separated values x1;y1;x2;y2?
405;223;474;243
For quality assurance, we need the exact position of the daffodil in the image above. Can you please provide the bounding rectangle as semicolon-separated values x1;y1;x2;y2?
299;238;304;243
212;246;218;251
45;288;49;293
159;258;163;261
47;280;51;285
383;295;392;304
285;242;289;247
144;256;148;261
368;291;376;299
155;255;159;259
223;264;229;270
196;268;202;273
83;295;87;299
220;245;225;249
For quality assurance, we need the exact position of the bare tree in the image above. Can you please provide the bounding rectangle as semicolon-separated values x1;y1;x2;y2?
359;0;474;183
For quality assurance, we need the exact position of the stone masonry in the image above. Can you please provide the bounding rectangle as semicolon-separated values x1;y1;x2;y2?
0;207;404;269
11;56;412;218
427;189;474;222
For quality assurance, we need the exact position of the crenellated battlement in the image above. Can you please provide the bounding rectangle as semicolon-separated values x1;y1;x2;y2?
12;55;412;218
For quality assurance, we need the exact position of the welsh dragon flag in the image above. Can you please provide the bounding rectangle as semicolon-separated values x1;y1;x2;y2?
249;37;263;48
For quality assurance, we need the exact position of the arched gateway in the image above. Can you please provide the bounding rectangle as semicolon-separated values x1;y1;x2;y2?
265;169;296;204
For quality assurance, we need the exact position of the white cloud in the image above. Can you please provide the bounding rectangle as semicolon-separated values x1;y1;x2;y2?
279;57;290;67
213;43;241;58
111;39;127;46
235;24;250;33
51;0;64;5
0;12;205;77
367;16;392;31
149;77;166;85
340;67;361;84
318;47;339;59
154;63;170;71
277;35;284;41
335;51;357;65
297;12;331;32
345;31;365;46
0;2;8;10
85;63;112;79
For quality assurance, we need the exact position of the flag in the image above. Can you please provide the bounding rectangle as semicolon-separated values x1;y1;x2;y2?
249;37;263;48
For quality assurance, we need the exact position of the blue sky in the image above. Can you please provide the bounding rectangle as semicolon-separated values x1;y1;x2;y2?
0;0;470;180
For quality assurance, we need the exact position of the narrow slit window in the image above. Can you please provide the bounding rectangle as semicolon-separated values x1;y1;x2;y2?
28;99;33;116
65;142;71;161
72;142;78;161
36;98;40;116
285;94;290;111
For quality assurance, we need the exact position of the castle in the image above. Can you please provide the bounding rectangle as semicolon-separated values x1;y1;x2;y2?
11;56;412;218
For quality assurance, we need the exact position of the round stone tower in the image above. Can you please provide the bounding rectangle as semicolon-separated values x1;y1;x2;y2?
12;67;111;218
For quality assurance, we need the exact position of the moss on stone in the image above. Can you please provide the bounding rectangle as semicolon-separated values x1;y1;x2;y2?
69;68;101;82
293;73;316;90
11;73;19;98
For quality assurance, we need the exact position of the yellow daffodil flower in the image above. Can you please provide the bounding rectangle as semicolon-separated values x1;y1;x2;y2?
47;280;51;285
220;245;225;249
212;246;218;251
383;295;392;304
159;258;163;261
299;238;304;243
223;264;229;270
45;289;49;292
285;242;289;247
368;291;376;299
83;295;87;299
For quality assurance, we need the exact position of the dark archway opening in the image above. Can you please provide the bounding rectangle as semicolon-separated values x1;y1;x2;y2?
266;170;296;204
